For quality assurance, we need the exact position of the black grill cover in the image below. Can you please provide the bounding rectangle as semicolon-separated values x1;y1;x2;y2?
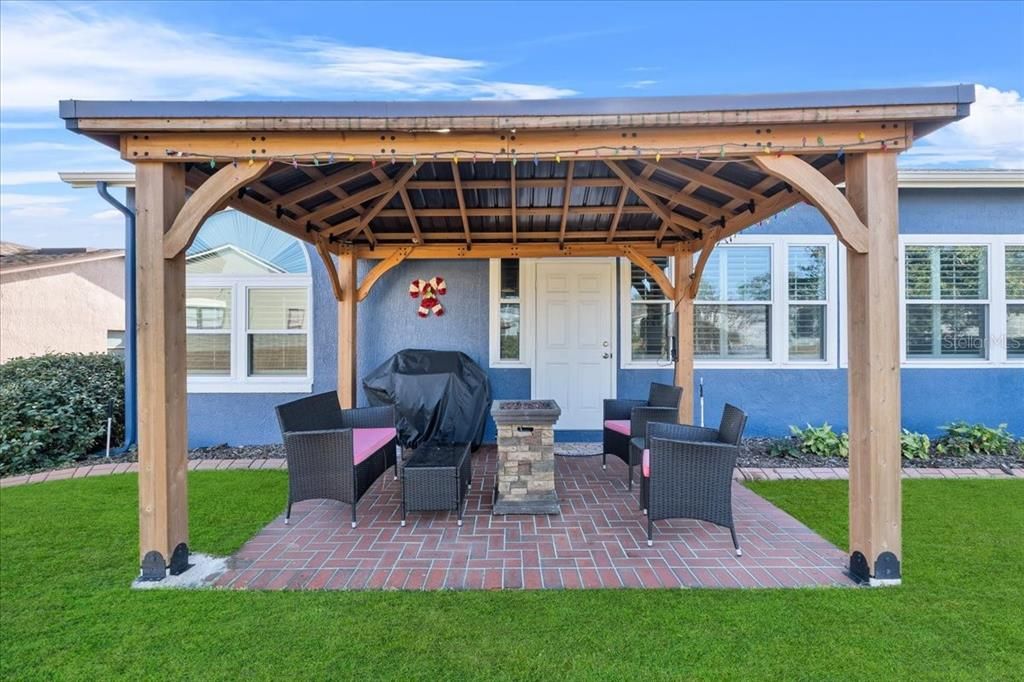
362;349;491;450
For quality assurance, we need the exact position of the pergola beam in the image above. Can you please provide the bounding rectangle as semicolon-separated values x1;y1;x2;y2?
354;242;682;260
357;247;412;302
604;161;695;241
135;161;189;579
164;160;269;258
558;160;575;246
122;121;913;161
451;162;472;247
315;237;344;302
605;187;628;243
648;158;762;203
622;245;675;300
845;151;902;585
754;154;869;253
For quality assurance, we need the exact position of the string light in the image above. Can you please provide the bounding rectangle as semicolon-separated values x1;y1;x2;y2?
858;131;866;142
167;133;905;171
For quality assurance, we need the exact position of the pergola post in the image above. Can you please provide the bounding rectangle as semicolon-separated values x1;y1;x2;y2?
844;152;902;585
673;248;694;423
135;162;190;579
337;246;358;408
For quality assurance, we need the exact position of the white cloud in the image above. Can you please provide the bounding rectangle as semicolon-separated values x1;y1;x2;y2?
90;209;122;221
8;205;71;218
0;192;73;208
625;80;658;89
0;170;62;186
903;85;1024;168
0;4;577;110
0;121;62;130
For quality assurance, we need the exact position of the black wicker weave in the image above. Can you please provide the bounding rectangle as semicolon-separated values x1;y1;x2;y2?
640;404;748;552
400;443;472;527
275;392;397;528
602;382;682;489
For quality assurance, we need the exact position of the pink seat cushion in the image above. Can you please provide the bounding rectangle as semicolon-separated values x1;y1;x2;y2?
642;449;650;478
352;427;397;465
603;419;631;436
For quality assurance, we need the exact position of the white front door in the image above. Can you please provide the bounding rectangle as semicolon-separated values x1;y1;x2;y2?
533;260;616;430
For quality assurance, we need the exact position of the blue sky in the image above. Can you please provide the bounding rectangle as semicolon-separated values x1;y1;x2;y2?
1;0;1022;248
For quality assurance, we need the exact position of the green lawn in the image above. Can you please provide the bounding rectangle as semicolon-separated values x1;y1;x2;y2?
1;472;1022;681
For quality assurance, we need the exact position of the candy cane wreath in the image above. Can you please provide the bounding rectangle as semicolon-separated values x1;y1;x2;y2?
408;276;447;317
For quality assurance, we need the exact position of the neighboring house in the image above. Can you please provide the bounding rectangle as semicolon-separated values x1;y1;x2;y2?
0;243;126;362
53;169;1024;446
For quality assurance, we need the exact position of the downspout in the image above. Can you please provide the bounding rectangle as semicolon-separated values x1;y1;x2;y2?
97;181;137;452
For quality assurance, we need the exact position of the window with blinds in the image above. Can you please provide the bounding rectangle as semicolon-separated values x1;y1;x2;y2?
629;257;672;362
788;245;827;360
247;288;308;376
1006;245;1024;359
904;245;989;359
185;287;232;375
695;246;771;360
498;259;521;361
184;210;312;388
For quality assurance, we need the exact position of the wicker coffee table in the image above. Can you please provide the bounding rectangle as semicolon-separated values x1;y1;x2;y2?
400;442;472;527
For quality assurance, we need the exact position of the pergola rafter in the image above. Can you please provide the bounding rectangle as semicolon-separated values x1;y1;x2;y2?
60;86;975;586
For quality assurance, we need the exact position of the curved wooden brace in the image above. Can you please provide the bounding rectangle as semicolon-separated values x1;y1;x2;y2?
622;245;675;301
315;237;344;302
753;154;869;253
163;160;270;259
357;246;412;302
686;229;719;300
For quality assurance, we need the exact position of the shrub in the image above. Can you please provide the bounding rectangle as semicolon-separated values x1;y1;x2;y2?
935;421;1014;457
900;429;931;460
0;353;124;475
770;424;848;459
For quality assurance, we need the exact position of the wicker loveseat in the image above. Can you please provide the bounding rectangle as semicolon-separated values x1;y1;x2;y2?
602;382;682;489
639;404;748;551
275;392;397;527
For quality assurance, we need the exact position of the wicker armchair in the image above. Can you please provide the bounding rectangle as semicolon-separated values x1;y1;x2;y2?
640;404;748;552
602;382;682;489
275;392;397;528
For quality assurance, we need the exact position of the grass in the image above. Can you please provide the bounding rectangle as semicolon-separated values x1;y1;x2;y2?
1;472;1022;681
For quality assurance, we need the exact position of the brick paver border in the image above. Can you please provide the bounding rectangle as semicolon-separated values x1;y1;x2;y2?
2;458;1018;488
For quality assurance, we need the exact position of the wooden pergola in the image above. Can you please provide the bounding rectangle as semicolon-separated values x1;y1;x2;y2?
61;85;974;585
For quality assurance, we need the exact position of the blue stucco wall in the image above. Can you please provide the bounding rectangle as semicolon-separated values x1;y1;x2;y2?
187;187;1024;447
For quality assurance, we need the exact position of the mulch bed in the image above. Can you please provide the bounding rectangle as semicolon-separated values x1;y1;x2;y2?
5;439;1022;479
739;436;1023;471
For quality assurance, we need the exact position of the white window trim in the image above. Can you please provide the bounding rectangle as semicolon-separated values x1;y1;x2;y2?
187;273;314;393
619;234;839;370
488;258;535;368
618;256;677;369
895;234;1024;368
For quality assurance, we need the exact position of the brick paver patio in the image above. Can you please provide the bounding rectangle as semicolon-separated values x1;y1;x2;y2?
212;447;856;590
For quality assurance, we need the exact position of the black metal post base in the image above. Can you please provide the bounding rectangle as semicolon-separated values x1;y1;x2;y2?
849;550;901;585
139;542;191;581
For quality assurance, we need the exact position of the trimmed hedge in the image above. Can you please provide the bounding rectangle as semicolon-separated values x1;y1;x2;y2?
0;353;124;475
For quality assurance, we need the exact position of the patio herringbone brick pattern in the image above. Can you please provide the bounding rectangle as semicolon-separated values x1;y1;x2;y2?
213;447;854;590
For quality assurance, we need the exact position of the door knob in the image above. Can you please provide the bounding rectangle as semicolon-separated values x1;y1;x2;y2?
602;352;612;359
